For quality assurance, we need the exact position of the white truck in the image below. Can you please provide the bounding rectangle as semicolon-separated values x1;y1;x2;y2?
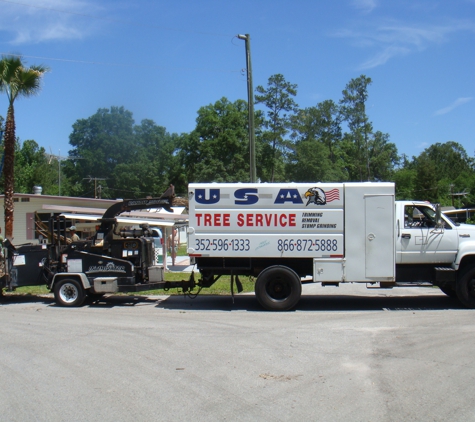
187;182;475;311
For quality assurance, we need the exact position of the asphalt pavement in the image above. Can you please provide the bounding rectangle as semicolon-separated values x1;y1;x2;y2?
1;283;475;422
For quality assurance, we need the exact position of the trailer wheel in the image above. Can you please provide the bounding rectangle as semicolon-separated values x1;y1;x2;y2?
54;279;85;307
255;266;301;311
456;266;475;308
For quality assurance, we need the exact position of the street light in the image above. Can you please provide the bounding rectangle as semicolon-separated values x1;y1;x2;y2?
238;34;257;183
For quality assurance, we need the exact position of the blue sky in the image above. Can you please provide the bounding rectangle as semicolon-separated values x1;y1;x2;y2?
0;0;474;161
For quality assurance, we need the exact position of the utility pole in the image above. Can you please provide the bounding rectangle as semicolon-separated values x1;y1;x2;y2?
83;176;107;199
46;150;82;196
238;34;257;183
449;184;469;209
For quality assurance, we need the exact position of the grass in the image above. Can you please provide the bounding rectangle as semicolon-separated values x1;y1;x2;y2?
3;284;51;296
140;272;255;295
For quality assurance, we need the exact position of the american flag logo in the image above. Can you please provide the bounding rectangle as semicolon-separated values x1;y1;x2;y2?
304;187;340;206
325;188;340;203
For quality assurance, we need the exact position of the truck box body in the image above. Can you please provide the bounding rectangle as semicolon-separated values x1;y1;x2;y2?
188;182;395;283
188;181;475;310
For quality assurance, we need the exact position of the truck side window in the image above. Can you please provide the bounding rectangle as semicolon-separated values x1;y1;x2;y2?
406;205;444;228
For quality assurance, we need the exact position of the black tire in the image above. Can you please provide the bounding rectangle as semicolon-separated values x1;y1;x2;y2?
439;283;457;298
456;266;475;308
54;279;85;307
255;266;301;311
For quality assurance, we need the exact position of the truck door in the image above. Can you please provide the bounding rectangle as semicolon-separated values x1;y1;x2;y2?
398;204;458;264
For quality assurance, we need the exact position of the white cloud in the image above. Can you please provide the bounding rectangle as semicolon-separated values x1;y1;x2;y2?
434;97;473;116
352;0;378;14
358;45;410;69
0;0;104;44
334;19;475;69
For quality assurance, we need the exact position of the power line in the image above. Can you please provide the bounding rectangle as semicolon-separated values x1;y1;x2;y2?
0;0;234;38
0;52;241;74
0;1;243;73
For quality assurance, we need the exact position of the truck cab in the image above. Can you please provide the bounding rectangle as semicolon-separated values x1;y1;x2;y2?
396;201;475;267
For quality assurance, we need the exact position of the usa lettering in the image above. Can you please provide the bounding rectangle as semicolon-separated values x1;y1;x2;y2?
194;188;306;205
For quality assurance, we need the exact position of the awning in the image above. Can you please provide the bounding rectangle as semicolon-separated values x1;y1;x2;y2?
60;213;176;227
43;204;188;219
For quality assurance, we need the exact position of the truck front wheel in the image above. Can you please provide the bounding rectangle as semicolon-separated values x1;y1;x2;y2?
439;283;457;298
456;266;475;308
54;279;85;307
255;266;301;311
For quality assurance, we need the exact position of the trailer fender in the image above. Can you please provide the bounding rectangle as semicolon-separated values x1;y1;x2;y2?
51;273;91;290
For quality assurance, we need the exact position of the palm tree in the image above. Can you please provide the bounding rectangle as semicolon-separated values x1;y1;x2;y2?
0;55;49;239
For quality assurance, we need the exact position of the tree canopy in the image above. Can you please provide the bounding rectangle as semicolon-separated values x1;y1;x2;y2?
1;72;474;209
63;106;179;198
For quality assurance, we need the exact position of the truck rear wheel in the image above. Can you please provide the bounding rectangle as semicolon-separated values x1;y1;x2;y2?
456;266;475;308
255;266;301;311
54;279;85;307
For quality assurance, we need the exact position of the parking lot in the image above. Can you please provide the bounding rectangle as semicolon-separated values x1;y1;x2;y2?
1;284;475;421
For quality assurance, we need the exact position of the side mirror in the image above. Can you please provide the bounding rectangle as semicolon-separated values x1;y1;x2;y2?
435;203;443;227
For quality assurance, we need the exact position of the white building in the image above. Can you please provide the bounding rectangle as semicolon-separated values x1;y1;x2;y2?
0;191;187;247
0;192;121;245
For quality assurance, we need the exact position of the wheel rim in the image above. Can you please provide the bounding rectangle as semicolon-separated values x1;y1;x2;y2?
265;277;291;301
59;283;79;303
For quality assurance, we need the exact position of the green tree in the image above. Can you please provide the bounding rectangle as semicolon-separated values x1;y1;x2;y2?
66;106;136;198
0;55;49;238
179;97;252;183
255;74;298;182
367;131;399;181
289;100;346;181
176;131;200;189
286;139;336;182
423;141;474;176
66;107;180;198
413;142;475;205
340;75;373;181
393;154;417;200
339;75;397;182
14;140;60;194
113;119;179;197
413;153;439;203
0;138;73;196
